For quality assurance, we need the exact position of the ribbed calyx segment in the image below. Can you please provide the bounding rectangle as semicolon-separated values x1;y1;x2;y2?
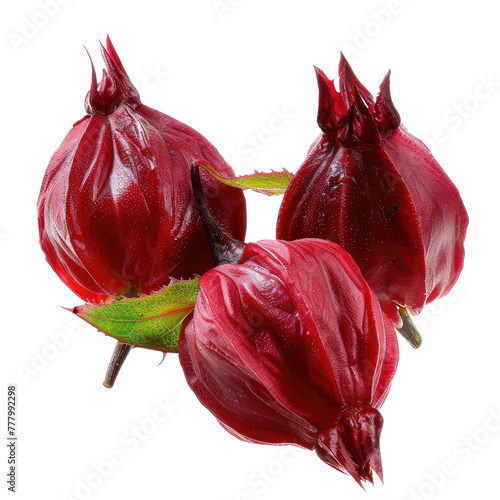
85;36;141;115
316;407;384;486
315;54;401;146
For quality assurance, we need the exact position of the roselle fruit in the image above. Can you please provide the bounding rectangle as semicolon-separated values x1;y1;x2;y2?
37;37;246;304
276;56;468;335
37;37;246;387
178;165;399;485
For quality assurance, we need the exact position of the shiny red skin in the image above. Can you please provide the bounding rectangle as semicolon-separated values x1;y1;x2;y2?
179;239;399;485
276;57;468;325
37;38;246;303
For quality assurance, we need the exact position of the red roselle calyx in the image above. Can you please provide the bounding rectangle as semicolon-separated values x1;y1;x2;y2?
37;37;246;302
37;37;246;386
276;56;468;342
179;165;399;485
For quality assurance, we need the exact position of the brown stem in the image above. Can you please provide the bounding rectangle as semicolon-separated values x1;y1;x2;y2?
190;162;246;266
102;287;141;389
396;308;422;349
103;342;133;388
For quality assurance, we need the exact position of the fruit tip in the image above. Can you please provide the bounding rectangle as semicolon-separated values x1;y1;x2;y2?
313;64;325;76
378;70;393;96
338;55;374;106
84;45;100;114
339;51;348;68
314;65;330;84
375;70;401;131
102;35;128;76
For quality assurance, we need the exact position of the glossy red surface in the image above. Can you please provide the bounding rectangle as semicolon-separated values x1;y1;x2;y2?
37;38;246;302
277;57;468;325
180;239;399;485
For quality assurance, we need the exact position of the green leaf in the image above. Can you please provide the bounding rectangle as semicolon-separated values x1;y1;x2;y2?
72;279;200;353
197;161;293;196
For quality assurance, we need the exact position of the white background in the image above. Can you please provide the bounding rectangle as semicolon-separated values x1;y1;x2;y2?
1;1;499;499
